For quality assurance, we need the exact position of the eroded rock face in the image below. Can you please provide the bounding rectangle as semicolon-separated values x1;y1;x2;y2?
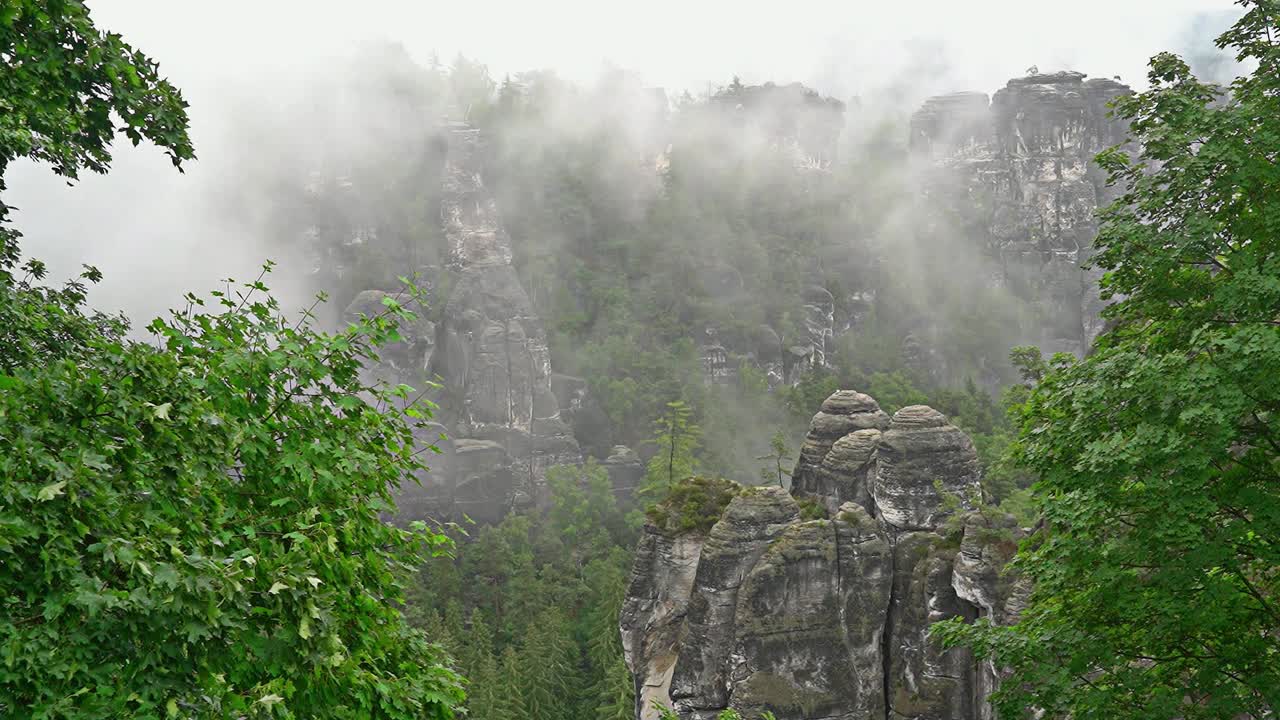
792;391;890;507
621;390;1019;720
671;487;801;715
873;405;981;531
912;71;1132;358
732;504;892;720
421;121;580;520
622;526;708;720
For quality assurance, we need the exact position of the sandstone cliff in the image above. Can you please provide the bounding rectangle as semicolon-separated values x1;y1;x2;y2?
911;71;1132;359
621;390;1024;720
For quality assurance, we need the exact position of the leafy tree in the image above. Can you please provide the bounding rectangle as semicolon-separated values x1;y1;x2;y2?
0;7;463;714
756;430;793;487
546;461;631;553
0;0;194;355
0;264;465;718
0;0;193;186
938;5;1280;717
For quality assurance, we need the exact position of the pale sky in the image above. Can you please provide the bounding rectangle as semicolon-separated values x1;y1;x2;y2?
87;0;1240;95
7;0;1243;322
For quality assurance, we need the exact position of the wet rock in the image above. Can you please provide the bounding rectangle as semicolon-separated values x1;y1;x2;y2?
911;71;1133;357
732;505;892;720
872;405;981;531
792;391;890;506
450;438;514;525
886;533;977;720
604;445;645;505
671;487;800;715
417;121;580;521
813;428;882;514
622;390;1017;720
950;513;1028;720
622;525;708;720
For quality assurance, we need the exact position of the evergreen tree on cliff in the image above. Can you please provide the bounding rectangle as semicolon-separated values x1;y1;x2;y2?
0;2;463;717
939;2;1280;717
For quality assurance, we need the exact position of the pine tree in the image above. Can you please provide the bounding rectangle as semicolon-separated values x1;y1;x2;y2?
756;430;794;487
519;607;580;720
641;400;702;497
490;647;529;719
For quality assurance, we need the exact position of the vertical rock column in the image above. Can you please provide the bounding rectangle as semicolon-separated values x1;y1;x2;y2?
428;122;580;520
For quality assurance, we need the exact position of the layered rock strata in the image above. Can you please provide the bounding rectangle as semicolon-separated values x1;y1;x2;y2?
621;390;1024;720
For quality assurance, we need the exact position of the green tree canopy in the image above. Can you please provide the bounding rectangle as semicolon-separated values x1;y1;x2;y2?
938;3;1280;717
0;268;465;718
0;3;464;717
0;0;193;188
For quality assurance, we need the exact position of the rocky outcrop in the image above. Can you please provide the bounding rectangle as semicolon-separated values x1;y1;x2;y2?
911;71;1132;358
873;405;981;531
622;527;708;720
330;120;583;524
791;391;890;511
604;445;645;505
621;390;1021;720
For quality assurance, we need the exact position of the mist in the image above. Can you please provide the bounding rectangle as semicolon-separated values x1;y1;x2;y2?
4;0;1238;318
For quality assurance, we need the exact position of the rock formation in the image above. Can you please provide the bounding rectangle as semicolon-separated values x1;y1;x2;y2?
621;390;1025;720
423;121;582;518
911;71;1132;357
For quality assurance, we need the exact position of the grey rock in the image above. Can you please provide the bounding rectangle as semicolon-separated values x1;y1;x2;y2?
732;505;892;720
671;487;800;714
406;121;580;523
792;391;890;506
872;405;981;531
885;533;976;720
604;445;645;505
950;513;1028;720
813;428;882;514
911;71;1133;357
622;390;1017;720
622;524;708;720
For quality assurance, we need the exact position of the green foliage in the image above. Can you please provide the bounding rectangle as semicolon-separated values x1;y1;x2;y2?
0;7;461;716
756;431;794;487
407;464;637;720
644;475;742;534
653;704;776;720
0;0;193;185
862;370;929;415
937;6;1280;717
641;400;702;496
0;261;464;718
795;496;828;521
783;368;840;421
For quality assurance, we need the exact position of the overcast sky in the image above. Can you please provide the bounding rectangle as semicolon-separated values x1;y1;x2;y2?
7;0;1243;322
85;0;1242;95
